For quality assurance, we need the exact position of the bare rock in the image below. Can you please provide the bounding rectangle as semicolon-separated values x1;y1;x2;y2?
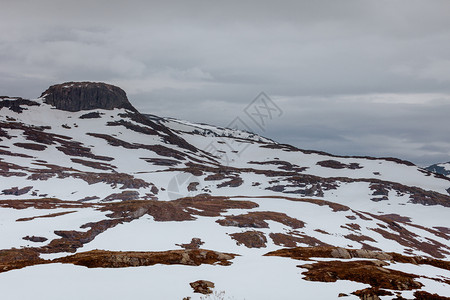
23;236;48;243
2;186;33;196
331;247;352;259
353;249;392;261
177;238;204;250
187;182;200;192
102;191;140;202
190;280;215;294
79;112;102;119
41;82;136;112
352;288;393;300
0;97;40;113
230;231;267;248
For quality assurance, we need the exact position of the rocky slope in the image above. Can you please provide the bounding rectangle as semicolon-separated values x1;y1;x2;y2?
426;162;450;178
0;82;449;300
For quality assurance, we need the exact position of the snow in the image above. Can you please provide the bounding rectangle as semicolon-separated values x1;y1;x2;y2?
436;162;450;172
0;258;366;300
1;98;449;299
0;207;108;249
2;101;449;201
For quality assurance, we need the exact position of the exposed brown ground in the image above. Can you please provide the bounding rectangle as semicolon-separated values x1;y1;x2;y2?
269;232;331;247
413;291;450;300
190;280;215;294
264;246;450;270
176;238;204;250
0;248;48;273
0;198;95;210
16;210;77;222
55;249;236;267
300;260;422;290
0;195;448;300
234;195;350;212
216;211;304;229
229;231;267;248
0;248;236;273
0;196;253;272
265;246;450;298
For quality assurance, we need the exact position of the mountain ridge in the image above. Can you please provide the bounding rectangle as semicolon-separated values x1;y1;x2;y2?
0;82;449;299
426;162;450;178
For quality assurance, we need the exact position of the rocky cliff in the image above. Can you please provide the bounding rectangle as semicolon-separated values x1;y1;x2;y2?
41;82;136;112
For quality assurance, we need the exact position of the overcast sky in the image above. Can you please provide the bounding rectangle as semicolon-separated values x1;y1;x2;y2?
1;0;449;166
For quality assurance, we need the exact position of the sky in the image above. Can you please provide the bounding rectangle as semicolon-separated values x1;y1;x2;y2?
1;0;449;166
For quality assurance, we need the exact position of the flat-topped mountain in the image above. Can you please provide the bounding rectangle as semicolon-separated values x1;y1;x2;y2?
40;81;136;112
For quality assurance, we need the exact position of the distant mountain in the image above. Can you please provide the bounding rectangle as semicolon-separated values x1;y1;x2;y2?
425;162;450;177
0;82;449;300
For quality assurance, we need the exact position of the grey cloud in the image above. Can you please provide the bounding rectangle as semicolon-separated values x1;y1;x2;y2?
256;96;450;166
1;0;449;166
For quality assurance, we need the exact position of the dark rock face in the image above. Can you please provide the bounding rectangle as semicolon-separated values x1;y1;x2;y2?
189;280;215;294
425;163;450;177
0;97;40;113
41;82;136;112
23;236;48;243
2;186;33;196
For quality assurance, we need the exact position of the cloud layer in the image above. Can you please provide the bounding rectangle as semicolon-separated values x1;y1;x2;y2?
1;0;449;166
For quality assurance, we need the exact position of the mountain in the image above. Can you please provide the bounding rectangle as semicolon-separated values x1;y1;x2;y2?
425;162;450;178
0;82;449;300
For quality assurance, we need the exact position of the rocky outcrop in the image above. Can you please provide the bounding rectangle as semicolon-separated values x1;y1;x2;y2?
413;291;450;300
0;97;40;113
55;249;236;267
41;82;136;112
1;186;33;196
352;288;393;300
230;231;267;248
177;238;204;250
22;236;48;243
0;248;48;273
264;246;450;270
216;211;305;229
300;260;422;290
190;280;215;294
425;162;450;177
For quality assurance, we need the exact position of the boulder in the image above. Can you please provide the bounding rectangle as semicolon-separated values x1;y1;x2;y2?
189;280;215;294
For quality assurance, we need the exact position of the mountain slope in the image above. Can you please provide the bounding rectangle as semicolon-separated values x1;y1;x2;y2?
426;162;450;177
0;82;449;300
